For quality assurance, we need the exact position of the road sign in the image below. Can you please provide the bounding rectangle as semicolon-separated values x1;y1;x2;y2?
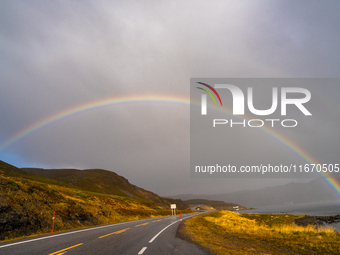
170;204;176;216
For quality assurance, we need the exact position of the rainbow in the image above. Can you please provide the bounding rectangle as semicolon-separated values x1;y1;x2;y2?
232;113;340;196
0;95;190;151
0;94;339;196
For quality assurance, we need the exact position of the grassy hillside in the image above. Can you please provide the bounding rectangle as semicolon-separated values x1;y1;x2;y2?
0;160;81;189
184;211;340;254
0;160;190;241
23;167;169;207
184;199;248;210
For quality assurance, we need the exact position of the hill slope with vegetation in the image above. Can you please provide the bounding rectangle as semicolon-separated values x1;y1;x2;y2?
0;160;189;241
23;167;170;207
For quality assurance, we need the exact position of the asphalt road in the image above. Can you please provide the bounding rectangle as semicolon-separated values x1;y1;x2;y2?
0;212;212;255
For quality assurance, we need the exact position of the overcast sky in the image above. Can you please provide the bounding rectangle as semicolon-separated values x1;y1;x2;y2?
1;0;340;196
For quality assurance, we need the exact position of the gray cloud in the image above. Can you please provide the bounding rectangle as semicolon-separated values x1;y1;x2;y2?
1;0;340;196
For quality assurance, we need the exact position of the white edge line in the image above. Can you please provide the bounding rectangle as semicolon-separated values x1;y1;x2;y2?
0;216;168;249
0;221;128;248
137;246;147;254
148;215;191;243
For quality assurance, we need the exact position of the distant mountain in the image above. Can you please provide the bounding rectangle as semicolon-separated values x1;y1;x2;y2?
171;179;340;207
184;199;249;210
163;198;189;210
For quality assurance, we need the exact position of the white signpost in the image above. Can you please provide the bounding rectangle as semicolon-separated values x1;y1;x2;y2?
170;204;176;216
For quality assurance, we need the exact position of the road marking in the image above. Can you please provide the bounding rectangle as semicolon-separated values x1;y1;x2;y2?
98;228;130;238
135;222;149;227
149;215;191;243
48;243;83;255
0;218;155;249
152;220;162;222
0;214;187;249
138;247;147;254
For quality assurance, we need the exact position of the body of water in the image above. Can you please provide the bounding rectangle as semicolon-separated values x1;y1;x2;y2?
241;199;340;216
240;199;340;231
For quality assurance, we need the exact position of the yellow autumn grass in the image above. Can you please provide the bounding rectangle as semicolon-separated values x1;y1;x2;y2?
185;210;340;255
205;212;335;236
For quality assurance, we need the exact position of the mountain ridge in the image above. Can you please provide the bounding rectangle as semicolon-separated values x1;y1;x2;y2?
171;178;340;207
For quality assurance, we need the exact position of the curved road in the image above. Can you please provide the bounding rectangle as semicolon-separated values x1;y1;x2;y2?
0;212;212;255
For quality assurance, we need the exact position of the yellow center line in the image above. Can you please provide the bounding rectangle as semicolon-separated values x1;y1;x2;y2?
152;220;162;222
135;222;149;227
98;228;130;238
48;243;83;255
